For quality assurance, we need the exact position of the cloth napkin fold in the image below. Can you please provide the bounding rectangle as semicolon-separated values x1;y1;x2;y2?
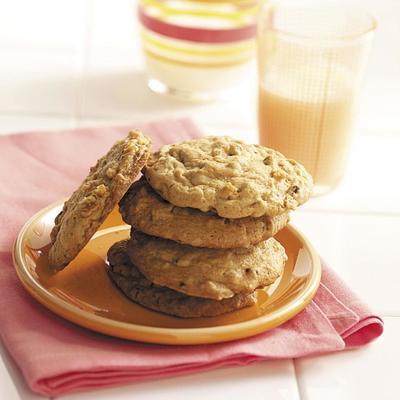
0;119;383;396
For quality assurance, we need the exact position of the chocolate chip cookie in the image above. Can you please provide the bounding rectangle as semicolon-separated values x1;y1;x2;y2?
49;130;151;270
119;178;289;248
144;136;312;219
108;240;257;318
127;231;287;300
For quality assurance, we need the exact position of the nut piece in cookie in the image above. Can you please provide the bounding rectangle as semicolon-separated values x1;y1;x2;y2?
144;136;313;219
48;130;151;270
127;231;287;301
107;240;257;318
119;178;289;248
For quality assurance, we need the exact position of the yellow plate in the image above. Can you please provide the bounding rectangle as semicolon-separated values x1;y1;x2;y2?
13;201;321;345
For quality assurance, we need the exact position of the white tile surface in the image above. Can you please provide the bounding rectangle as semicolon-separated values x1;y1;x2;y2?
352;0;400;131
301;132;400;214
0;341;47;400
291;211;400;316
75;116;137;128
0;0;86;50
294;317;399;400
0;115;74;135
87;0;138;52
0;1;87;115
78;46;202;119
78;28;257;124
57;360;299;400
0;50;81;115
78;63;257;135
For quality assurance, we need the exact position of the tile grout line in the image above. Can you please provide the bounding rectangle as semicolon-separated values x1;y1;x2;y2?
0;110;180;121
0;111;72;118
4;109;397;136
73;0;93;128
298;208;400;218
293;358;306;400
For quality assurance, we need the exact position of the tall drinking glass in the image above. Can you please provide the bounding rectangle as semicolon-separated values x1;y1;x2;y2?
258;0;376;195
138;0;258;101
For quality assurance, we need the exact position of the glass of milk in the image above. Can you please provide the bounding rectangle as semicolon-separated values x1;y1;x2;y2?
257;0;376;195
138;0;258;101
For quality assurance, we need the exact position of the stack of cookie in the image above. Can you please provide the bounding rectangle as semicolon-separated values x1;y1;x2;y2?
108;136;313;318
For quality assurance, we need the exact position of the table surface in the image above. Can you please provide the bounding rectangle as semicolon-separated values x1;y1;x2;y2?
1;1;399;399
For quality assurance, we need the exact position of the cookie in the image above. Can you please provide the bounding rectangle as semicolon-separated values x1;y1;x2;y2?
127;231;287;300
119;178;289;248
48;130;151;270
144;136;313;219
107;240;257;318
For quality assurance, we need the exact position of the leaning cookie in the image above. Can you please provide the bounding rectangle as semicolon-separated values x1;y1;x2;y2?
108;240;257;318
120;178;289;248
144;136;313;219
49;130;151;270
127;231;287;301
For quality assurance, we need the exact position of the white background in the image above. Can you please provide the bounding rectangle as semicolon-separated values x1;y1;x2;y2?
0;1;399;399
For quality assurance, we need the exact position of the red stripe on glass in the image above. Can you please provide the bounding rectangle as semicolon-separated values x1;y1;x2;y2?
138;6;256;43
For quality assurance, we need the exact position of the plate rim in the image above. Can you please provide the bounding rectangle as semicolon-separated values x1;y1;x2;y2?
13;200;321;345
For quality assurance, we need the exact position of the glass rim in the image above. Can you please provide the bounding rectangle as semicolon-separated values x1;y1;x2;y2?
262;2;377;42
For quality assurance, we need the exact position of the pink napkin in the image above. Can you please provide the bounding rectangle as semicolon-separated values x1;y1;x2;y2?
0;119;383;396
